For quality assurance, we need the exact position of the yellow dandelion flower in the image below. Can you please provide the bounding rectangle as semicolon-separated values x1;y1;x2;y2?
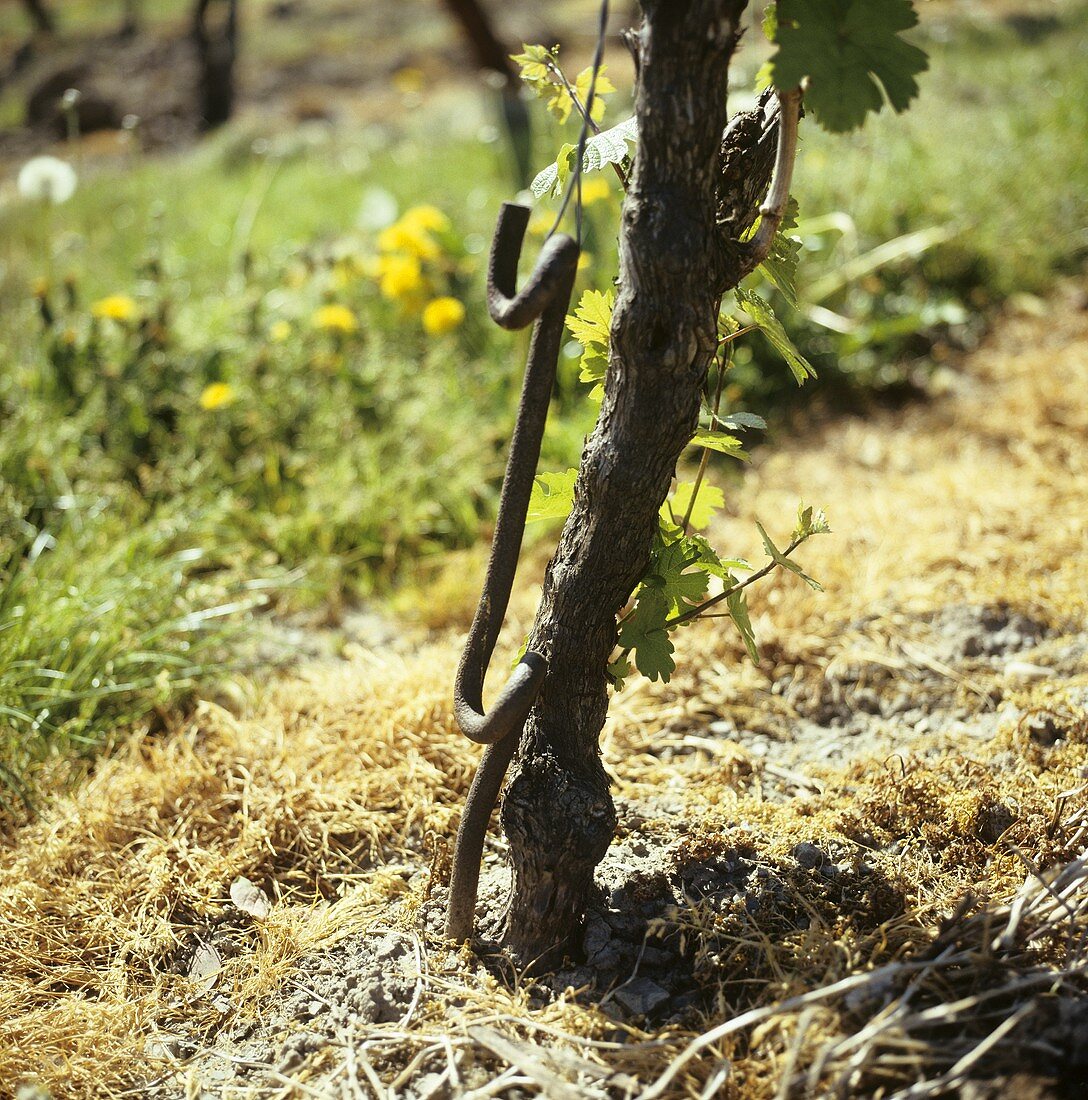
269;320;292;342
200;382;236;410
377;221;440;261
421;296;465;336
32;276;49;298
378;254;424;301
312;304;359;333
91;294;138;322
399;204;450;235
579;177;612;205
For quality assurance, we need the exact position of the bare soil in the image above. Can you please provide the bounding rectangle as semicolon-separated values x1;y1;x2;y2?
0;0;587;164
2;290;1086;1098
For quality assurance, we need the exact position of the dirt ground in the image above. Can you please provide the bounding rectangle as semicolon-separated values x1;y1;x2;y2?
0;0;621;165
1;0;1072;164
1;285;1086;1098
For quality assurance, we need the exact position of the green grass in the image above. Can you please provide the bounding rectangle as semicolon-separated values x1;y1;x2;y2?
0;118;560;805
1;2;1086;806
708;4;1088;408
793;5;1088;298
0;512;260;816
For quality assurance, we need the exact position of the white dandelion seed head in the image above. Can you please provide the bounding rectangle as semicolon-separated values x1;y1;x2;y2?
356;186;398;231
17;155;78;205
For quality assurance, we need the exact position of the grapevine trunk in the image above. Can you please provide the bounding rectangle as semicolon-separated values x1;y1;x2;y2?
499;0;750;964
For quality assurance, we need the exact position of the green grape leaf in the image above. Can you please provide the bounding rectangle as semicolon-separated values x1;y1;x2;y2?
607;654;632;692
734;288;815;385
714;411;767;431
762;231;802;306
571;66;616;124
794;502;831;540
566;289;614;384
756;520;824;590
579;350;608;384
543;66;617;124
690;429;750;461
567;288;613;347
727;589;760;663
618;586;675;683
657;513;683;544
762;2;778;40
681;533;752;581
647;540;710;616
664;482;724;531
768;0;928;133
581;114;637;172
527;469;577;522
531;143;578;199
512;47;617;125
531;117;637;198
757;197;802;306
664;481;726;532
510;636;529;669
511;44;554;94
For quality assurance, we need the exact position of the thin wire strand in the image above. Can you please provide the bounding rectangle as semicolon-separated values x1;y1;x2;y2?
547;0;610;247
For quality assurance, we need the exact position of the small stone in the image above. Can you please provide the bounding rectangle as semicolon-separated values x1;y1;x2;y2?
553;966;595;992
637;944;675;967
589;945;622;970
614;977;670;1015
791;842;825;870
230;876;271;920
583;914;612;961
603;904;641;935
144;1035;180;1060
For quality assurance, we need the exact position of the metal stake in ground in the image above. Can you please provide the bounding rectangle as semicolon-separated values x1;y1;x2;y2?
447;203;578;942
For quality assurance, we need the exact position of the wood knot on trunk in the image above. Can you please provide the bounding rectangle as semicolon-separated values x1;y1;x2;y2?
716;87;780;242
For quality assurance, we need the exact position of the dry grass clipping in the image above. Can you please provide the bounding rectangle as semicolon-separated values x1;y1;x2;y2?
1;297;1087;1098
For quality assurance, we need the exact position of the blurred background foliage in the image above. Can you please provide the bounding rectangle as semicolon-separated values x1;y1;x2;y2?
0;0;1085;807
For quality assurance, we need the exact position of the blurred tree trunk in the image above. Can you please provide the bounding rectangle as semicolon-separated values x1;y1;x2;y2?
439;0;532;185
120;0;142;38
442;0;516;76
22;0;55;34
499;0;750;965
192;0;239;131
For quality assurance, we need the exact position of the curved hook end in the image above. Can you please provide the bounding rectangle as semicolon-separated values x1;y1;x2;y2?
454;650;547;746
487;206;579;330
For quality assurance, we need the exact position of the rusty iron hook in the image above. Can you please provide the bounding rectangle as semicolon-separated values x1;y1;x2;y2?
447;202;579;941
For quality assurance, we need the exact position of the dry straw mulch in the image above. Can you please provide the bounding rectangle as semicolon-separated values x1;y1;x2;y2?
2;294;1087;1098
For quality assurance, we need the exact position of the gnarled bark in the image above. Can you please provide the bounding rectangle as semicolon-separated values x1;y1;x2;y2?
499;0;751;965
